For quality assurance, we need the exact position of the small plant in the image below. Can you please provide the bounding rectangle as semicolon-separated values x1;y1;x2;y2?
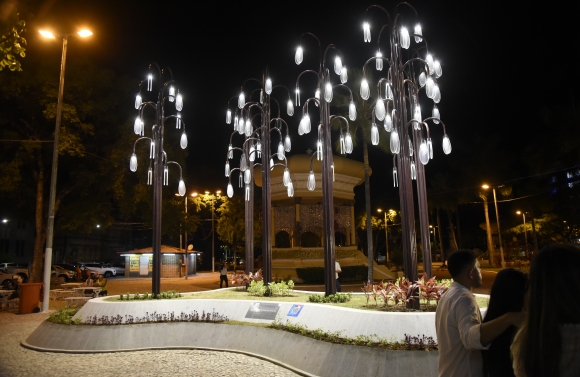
308;293;351;303
48;307;81;325
247;280;267;296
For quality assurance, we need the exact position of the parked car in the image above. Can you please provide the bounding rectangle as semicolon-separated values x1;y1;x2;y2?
0;262;29;282
0;270;18;289
51;265;75;282
78;263;117;278
110;262;125;275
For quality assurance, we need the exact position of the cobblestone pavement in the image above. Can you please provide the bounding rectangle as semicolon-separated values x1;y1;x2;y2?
0;311;301;377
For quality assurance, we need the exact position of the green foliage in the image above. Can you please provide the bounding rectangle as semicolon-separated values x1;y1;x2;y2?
115;290;182;301
48;307;81;325
296;265;367;284
308;292;352;303
247;280;294;297
0;3;26;72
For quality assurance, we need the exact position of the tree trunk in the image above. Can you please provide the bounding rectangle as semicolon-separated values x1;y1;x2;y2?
362;134;374;283
31;152;47;283
437;208;445;265
446;210;458;252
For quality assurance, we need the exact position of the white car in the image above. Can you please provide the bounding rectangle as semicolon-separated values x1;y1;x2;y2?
81;263;117;278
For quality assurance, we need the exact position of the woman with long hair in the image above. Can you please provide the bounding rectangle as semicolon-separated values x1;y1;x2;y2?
482;268;528;376
511;244;580;377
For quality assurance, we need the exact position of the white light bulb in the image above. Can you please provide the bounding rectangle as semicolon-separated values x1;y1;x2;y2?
345;133;353;154
426;54;434;74
147;167;152;185
419;140;429;165
363;22;371;43
147;74;152;91
303;114;311;134
434;60;442;78
228;144;233;159
277;142;284;160
295;46;303;65
284;135;291;152
340;67;348;84
238;92;245;109
244;169;251;184
168;86;175;102
226;109;231;124
178;179;185;196
227;182;234;198
400;26;410;49
324;81;333;103
414;23;423;43
307;171;315;191
349;101;357;121
249;145;255;162
428;138;433;159
390;129;400;154
180;133;188;149
426;76;434;98
134;116;142;135
360;78;370;100
225;161;230;177
334;56;342;75
283;168;290;187
287;180;294;197
411;161;416;180
175;91;183;111
386;82;393;100
375;98;386;121
135;94;142;109
376;51;383;71
287;99;294;116
408;138;414;157
384;112;393;132
265;78;272;95
433;84;441;103
432;105;440;124
414;105;422;125
130;153;137;172
418;71;426;88
245;118;252;135
371;123;379;145
175;112;181;129
443;134;452;154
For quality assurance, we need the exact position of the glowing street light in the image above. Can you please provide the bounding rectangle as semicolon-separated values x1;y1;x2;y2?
39;28;92;312
516;211;529;259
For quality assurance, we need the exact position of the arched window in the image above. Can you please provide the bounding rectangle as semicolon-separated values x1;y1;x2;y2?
301;232;321;247
275;231;291;248
335;232;346;247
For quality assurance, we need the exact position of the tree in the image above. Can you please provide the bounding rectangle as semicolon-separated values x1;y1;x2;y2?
0;1;26;71
0;59;144;282
332;69;390;283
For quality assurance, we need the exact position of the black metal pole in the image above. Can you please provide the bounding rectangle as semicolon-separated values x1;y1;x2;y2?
245;139;255;275
261;76;272;284
321;70;336;296
152;88;164;296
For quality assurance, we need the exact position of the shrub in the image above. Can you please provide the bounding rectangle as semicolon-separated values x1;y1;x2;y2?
248;280;294;297
48;307;82;325
308;293;351;303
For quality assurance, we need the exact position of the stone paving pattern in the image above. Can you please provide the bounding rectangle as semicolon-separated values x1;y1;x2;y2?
0;311;300;377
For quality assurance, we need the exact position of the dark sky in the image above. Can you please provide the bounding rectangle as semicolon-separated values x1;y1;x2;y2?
21;0;577;243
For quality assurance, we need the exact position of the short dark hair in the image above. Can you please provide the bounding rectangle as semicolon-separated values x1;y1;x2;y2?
447;249;477;278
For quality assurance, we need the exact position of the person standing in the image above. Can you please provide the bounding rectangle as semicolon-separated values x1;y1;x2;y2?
335;260;342;292
435;249;524;377
219;262;228;288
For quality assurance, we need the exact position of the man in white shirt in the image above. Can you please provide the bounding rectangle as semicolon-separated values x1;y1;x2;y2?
435;249;524;377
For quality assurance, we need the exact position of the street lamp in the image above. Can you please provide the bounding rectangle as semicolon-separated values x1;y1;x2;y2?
193;191;222;272
361;4;452;281
516;211;529;259
129;63;188;295
176;192;195;279
482;184;506;267
39;28;92;313
377;208;394;263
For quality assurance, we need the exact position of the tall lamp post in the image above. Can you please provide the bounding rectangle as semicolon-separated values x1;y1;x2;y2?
516;211;529;259
193;191;222;272
129;64;188;295
39;29;92;313
176;192;194;279
482;184;505;267
377;208;393;263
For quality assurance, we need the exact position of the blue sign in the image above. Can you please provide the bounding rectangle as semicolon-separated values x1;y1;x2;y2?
287;304;304;317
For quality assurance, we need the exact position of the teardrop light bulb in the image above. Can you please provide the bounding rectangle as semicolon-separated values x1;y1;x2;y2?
345;133;353;154
434;60;442;78
283;168;290;187
334;56;342;75
419;140;429;165
360;78;370;100
371;123;379;145
226;109;232;124
225;161;230;177
178;179;185;196
400;26;410;49
340;67;348;84
284;135;291;152
349;101;357;121
135;94;142;109
265;78;272;94
442;134;452;154
426;76;434;98
386;82;393;100
376;51;383;71
130;153;138;172
227;182;234;198
180;133;188;149
375;98;386;121
384;112;393;132
295;46;303;65
414;23;423;43
238;92;245;109
363;22;371;43
175;91;183;111
307;171;315;191
277;142;284;160
134;116;143;135
418;71;426;88
287;99;294;116
324;81;333;103
433;84;441;103
244;169;251;184
390;129;400;154
432;105;440;124
426;54;434;74
168;86;175;102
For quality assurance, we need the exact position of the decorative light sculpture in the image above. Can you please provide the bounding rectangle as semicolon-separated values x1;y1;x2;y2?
129;63;187;295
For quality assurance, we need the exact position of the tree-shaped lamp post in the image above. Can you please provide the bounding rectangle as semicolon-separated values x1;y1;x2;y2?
362;4;452;283
130;63;188;295
294;33;356;295
224;73;294;282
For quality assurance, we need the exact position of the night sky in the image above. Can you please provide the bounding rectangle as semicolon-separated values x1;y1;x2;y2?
21;0;577;246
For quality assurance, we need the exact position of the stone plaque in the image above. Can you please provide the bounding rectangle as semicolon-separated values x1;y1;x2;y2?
245;302;281;320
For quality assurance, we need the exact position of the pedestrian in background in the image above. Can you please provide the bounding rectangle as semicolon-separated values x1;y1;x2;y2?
219;262;228;288
335;260;342;292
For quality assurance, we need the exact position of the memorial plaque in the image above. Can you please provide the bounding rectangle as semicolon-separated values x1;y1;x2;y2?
287;304;304;317
245;302;281;320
